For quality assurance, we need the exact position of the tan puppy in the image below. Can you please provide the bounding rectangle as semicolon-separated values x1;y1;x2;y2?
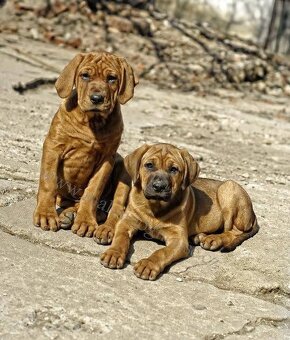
100;143;259;280
33;52;137;239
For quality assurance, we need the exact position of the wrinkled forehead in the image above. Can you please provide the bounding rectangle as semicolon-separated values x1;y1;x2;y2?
143;145;184;166
79;53;121;75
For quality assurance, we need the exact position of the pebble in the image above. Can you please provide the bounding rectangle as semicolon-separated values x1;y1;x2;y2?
195;155;203;161
176;277;183;282
30;28;39;40
193;304;207;310
171;104;179;110
284;85;290;96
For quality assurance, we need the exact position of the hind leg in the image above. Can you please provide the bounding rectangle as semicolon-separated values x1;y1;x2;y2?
56;197;79;231
194;180;256;251
193;227;244;251
59;207;77;229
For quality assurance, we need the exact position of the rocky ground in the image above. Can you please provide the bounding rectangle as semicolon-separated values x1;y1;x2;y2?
0;33;289;339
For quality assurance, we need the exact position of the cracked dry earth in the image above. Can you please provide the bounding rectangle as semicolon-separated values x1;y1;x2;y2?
0;34;289;339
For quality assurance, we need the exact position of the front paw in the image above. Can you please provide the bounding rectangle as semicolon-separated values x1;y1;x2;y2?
134;258;161;281
100;248;126;269
33;206;59;231
94;224;115;245
71;214;97;237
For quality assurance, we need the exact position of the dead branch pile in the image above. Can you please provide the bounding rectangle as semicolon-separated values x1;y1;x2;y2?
1;0;290;96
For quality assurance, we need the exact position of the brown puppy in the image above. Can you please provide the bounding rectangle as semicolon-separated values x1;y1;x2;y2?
100;143;259;280
33;52;137;239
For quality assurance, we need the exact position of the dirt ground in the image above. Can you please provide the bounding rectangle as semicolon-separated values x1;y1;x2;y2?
0;34;289;339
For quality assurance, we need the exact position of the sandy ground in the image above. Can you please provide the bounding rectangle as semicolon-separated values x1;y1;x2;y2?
0;34;289;339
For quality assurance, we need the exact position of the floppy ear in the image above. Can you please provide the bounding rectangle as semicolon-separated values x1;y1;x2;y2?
55;54;84;98
180;149;200;190
124;144;150;185
118;58;138;105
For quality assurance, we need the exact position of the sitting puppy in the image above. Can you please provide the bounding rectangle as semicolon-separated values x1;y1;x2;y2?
33;52;137;239
100;143;259;280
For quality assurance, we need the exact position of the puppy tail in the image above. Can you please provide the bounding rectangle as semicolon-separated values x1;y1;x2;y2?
222;215;259;252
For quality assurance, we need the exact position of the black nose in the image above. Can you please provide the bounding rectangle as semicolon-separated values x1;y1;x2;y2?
90;93;104;104
152;180;167;192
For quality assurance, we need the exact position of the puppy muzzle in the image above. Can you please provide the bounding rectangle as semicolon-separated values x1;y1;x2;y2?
144;176;172;202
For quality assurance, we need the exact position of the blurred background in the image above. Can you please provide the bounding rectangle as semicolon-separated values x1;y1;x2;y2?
0;0;289;96
157;0;290;55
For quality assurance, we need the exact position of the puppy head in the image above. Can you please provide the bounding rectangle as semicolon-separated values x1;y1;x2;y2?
55;52;138;119
124;143;200;202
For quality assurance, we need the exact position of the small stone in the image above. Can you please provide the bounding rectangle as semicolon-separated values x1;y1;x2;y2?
244;325;255;332
284;85;290;96
107;15;134;33
254;81;266;92
193;304;206;310
132;17;152;36
266;87;283;96
188;64;204;75
30;28;38;40
266;177;274;183
176;277;183;282
242;173;249;178
195;155;203;161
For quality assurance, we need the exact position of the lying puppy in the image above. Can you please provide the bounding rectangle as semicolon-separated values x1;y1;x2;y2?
33;52;137;239
100;143;259;280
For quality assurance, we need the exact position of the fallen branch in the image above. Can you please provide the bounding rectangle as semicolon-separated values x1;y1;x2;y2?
13;77;57;94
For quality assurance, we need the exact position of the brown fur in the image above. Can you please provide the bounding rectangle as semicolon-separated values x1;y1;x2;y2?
100;143;259;280
33;52;137;239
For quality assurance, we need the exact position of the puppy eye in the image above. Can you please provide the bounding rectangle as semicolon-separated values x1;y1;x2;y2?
81;73;90;81
144;162;154;170
107;75;117;83
169;166;179;174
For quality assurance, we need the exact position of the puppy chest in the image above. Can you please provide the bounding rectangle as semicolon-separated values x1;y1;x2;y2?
61;148;102;183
